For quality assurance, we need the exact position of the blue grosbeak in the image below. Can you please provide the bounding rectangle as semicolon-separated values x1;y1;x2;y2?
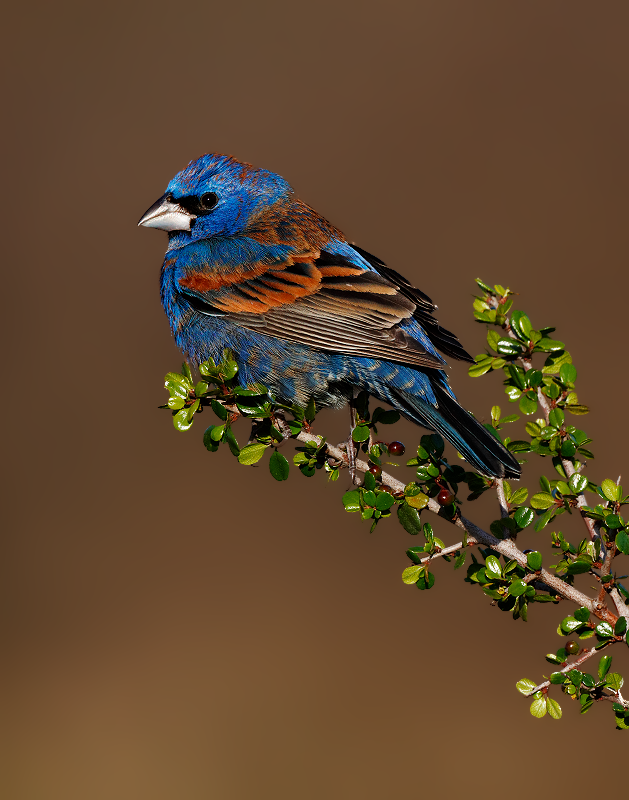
139;153;520;478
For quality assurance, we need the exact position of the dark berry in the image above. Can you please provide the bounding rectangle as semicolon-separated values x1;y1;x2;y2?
368;464;381;476
437;489;454;505
388;441;406;456
565;640;579;655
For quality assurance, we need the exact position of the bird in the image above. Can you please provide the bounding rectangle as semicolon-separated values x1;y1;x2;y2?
138;153;520;479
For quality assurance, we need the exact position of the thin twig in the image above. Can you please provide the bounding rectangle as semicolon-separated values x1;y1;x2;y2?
561;458;599;541
293;428;618;623
495;477;512;538
495;478;509;518
418;537;477;565
598;543;616;604
218;390;620;624
597;690;629;709
523;642;614;697
609;588;629;627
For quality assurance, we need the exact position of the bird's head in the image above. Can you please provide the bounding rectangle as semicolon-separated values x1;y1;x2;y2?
138;153;293;242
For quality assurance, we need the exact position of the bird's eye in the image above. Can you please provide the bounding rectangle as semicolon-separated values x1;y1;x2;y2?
199;192;219;211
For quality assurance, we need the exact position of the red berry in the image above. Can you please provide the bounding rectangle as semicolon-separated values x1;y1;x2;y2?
368;464;381;476
565;640;579;655
437;488;454;505
388;441;406;456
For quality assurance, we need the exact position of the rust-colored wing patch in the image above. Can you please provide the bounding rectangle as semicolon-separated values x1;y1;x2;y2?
179;253;323;314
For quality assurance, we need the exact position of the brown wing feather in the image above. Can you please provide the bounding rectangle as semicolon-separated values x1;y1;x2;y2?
178;247;447;369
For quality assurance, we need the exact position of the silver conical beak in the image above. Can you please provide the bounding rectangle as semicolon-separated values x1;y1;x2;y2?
138;194;196;231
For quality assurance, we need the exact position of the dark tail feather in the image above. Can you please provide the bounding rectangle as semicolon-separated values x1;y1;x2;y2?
391;383;521;479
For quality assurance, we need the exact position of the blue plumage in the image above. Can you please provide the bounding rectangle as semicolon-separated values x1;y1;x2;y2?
139;153;520;479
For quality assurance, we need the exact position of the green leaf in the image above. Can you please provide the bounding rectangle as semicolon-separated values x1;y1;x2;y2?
566;559;592;575
561;616;583;634
560;440;576;458
511;311;533;340
508;364;526;390
566;405;590;415
210;400;229;421
198;357;217;377
469;360;493;377
269;450;290;481
454;551;466;570
526;551;542;571
616;529;629;555
510;487;529;505
537;338;565;352
605;673;624;691
363;490;377;507
485;555;503;579
203;426;220;452
165;378;189;399
534;507;556;531
167;396;186;410
220;358;239;380
530;696;547;718
615;617;627;637
223;427;240;456
569;473;588;494
527;369;543;388
574;607;590;622
402;565;423;585
496;338;522;355
173;408;193;432
475;278;493;293
555;481;571;497
600;479;620;502
363;471;376;491
546;698;562;719
525;421;542;437
505;386;522;402
519;393;538;415
508;579;527;597
165;371;192;390
416;570;435;590
550;671;566;683
343;490;361;512
516;678;536;695
377;410;400;425
598;655;613;680
560;363;577;383
209;423;225;441
238;442;269;465
530;492;555;510
514;506;534;528
406;492;429;510
548;408;565;428
596;622;614;638
397;503;422;535
352;424;370;443
487;329;501;351
375;491;395;511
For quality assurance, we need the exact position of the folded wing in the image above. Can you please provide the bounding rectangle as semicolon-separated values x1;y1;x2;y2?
177;245;472;370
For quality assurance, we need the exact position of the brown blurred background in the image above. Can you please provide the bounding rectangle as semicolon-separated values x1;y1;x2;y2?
2;1;628;797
